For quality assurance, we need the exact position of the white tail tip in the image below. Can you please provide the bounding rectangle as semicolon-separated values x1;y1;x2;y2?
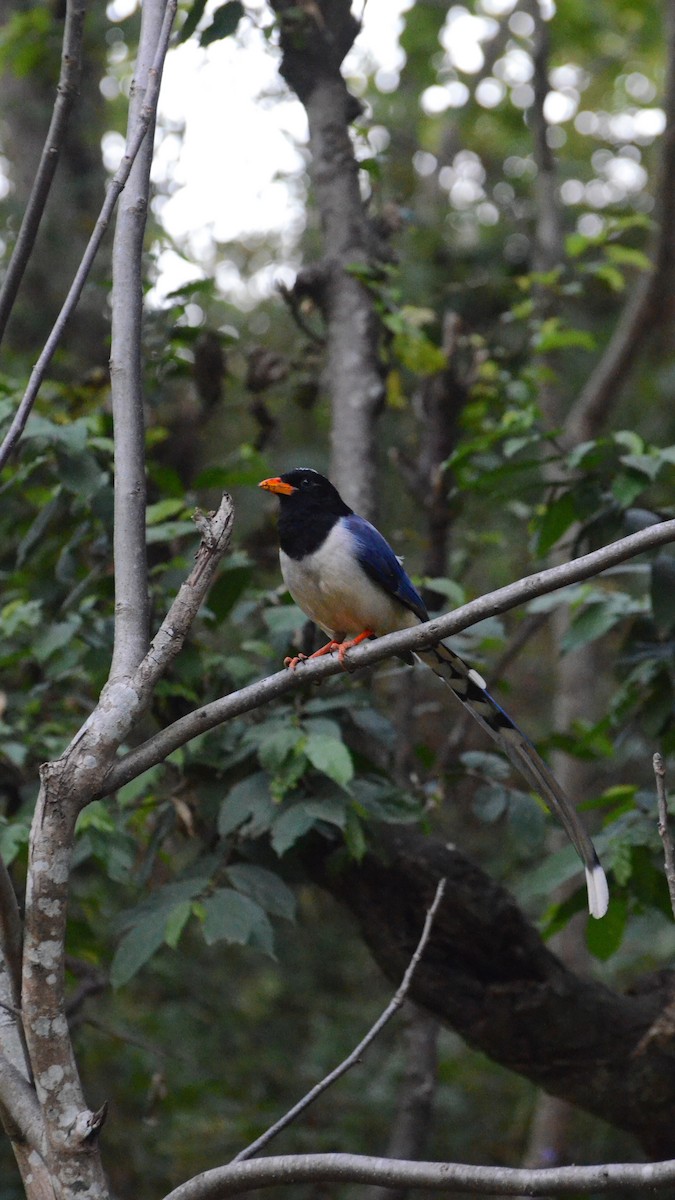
586;862;609;919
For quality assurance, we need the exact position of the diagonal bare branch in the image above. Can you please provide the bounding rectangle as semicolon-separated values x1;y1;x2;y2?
0;0;178;474
0;0;88;349
232;879;446;1164
101;514;675;796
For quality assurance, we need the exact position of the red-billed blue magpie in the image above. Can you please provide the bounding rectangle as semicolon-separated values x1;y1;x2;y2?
259;467;609;918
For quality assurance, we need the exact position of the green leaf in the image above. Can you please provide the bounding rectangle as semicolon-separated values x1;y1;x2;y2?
76;801;115;835
258;726;304;772
344;808;367;860
225;863;296;920
592;264;625;293
0;819;30;866
177;0;209;41
535;320;596;352
566;231;597;258
201;887;273;955
1;599;43;636
33;617;81;663
219;774;276;838
24;414;88;451
651;556;675;635
460;750;511;781
535;491;578;555
146;498;187;525
304;733;353;789
519;844;581;902
270;806;316;856
423;577;466;607
586;894;627;961
392;329;447;374
605;244;651;270
164;901;192;949
611;470;647;507
472;783;509;824
111;908;170;989
200;0;244;45
562;600;630;654
146;519;196;544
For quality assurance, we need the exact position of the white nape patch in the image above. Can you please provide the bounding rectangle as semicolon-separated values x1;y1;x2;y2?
585;862;609;919
468;667;487;691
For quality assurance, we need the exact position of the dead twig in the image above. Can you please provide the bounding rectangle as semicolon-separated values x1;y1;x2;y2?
654;753;675;919
230;878;447;1164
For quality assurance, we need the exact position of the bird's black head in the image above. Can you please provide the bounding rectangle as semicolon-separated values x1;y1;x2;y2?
259;468;352;558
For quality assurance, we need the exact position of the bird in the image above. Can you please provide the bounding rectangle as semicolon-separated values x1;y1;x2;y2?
259;467;609;919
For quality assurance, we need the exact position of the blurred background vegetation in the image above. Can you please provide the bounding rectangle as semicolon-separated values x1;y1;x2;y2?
0;0;674;1195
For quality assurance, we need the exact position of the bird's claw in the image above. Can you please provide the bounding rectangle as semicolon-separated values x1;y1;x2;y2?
284;632;373;673
284;653;308;670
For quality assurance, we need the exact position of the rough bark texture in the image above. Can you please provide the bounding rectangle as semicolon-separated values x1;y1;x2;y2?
307;827;675;1159
16;496;233;1198
271;0;386;517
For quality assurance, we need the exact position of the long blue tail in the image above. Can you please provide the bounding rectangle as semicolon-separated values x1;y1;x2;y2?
416;642;609;919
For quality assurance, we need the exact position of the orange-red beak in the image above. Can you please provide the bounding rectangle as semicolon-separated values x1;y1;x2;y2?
259;476;296;496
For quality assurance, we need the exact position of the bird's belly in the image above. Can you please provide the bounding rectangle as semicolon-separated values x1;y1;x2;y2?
280;539;417;640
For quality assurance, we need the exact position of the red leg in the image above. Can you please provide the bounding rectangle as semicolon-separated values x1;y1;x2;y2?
284;632;374;671
284;639;342;671
337;629;374;665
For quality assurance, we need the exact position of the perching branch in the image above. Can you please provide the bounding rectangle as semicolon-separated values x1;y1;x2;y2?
162;1150;675;1200
102;514;675;796
232;878;446;1164
654;753;675;919
108;0;168;678
0;0;178;473
0;0;87;349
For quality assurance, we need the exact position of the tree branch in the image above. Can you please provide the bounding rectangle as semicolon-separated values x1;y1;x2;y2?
20;487;231;1197
654;752;675;918
0;1056;47;1159
0;0;178;472
102;514;675;796
309;827;675;1156
108;0;168;677
270;0;385;516
232;879;446;1164
161;1150;675;1200
0;0;87;349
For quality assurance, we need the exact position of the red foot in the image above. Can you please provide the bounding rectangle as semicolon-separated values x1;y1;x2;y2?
284;631;374;671
337;629;374;666
284;640;341;671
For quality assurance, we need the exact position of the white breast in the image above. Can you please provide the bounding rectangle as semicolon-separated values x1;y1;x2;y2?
280;522;419;641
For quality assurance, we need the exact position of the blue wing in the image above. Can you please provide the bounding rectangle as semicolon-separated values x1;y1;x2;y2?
343;513;428;623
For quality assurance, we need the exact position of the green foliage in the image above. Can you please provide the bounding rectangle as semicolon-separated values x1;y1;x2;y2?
0;6;58;77
178;0;244;45
3;0;675;1187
